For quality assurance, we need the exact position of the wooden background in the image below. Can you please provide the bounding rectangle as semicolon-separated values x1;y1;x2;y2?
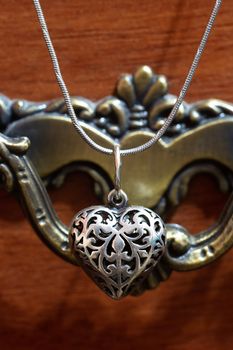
0;0;232;349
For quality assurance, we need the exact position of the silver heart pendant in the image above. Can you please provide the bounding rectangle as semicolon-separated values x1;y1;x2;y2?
69;200;166;299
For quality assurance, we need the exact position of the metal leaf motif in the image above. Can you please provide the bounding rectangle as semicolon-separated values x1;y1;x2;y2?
70;206;166;299
2;66;233;139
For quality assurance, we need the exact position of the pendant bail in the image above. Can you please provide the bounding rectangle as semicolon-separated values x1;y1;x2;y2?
114;143;121;193
107;143;127;208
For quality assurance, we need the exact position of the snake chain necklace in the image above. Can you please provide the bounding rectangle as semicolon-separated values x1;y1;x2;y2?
33;0;222;299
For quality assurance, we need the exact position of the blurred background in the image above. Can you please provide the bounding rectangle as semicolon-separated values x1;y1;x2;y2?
0;1;232;349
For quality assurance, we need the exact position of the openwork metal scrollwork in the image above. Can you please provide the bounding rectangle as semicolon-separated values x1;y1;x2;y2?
70;206;166;299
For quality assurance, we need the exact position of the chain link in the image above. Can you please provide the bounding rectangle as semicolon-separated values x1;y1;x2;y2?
32;0;222;156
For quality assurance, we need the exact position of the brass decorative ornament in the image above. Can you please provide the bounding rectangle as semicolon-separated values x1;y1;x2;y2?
1;65;233;297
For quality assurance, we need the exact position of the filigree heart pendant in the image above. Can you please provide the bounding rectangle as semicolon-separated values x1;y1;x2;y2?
69;189;166;299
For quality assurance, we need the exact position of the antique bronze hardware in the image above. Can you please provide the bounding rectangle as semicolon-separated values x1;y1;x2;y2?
1;66;233;296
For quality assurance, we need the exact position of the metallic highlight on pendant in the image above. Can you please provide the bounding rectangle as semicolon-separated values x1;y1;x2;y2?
69;201;166;299
69;145;166;299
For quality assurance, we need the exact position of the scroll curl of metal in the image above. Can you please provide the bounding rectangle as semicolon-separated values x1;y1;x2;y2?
1;66;233;296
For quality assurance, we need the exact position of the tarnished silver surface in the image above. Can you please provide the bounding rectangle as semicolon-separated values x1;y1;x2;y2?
0;66;233;297
69;205;166;299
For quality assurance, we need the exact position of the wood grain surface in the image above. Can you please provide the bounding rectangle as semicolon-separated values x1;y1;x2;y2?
0;1;232;349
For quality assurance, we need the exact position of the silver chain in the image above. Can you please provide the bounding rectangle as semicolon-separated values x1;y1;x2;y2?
32;0;222;157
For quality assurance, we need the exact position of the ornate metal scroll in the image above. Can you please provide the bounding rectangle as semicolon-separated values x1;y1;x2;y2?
1;65;233;296
70;205;166;299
